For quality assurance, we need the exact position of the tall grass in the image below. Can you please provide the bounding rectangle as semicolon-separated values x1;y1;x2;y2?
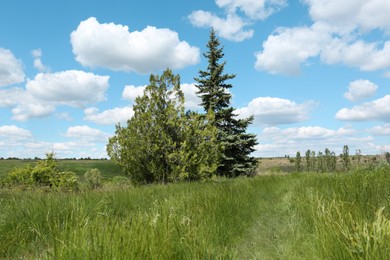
1;164;389;259
293;163;390;259
0;178;271;259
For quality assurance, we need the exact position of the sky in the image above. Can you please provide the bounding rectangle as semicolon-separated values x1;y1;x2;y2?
0;0;389;159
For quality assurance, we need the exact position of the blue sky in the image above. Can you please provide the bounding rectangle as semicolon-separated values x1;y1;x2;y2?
0;0;389;158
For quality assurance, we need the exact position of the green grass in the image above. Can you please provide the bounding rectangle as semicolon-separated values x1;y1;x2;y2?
1;164;389;259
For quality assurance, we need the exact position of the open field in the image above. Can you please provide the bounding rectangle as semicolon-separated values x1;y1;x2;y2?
1;163;390;259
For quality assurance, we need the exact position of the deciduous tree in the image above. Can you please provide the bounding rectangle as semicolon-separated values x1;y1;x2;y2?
107;69;221;184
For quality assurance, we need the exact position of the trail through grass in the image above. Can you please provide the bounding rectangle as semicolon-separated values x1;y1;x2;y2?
1;164;390;259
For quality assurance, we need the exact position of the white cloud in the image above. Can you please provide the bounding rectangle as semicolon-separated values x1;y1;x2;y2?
65;125;110;143
262;126;355;140
181;83;202;110
0;125;32;140
344;79;378;102
0;70;110;121
336;95;390;122
22;141;104;159
256;125;376;157
31;49;48;72
11;103;55;122
236;97;314;125
189;0;286;42
122;85;146;102
188;11;254;42
255;25;327;74
304;0;390;32
0;48;25;87
216;0;287;20
122;83;201;110
84;106;134;125
368;124;390;135
71;17;200;73
255;1;390;74
26;70;109;107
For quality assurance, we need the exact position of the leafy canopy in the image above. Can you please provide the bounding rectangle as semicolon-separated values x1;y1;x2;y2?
107;69;221;184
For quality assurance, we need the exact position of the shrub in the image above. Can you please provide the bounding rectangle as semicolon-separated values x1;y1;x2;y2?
50;171;79;191
5;153;79;191
7;164;35;185
84;168;102;189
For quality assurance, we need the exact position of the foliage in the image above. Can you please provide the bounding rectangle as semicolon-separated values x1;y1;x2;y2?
301;148;337;173
84;168;102;189
195;28;257;177
5;153;79;190
341;145;351;171
107;69;221;185
295;151;302;172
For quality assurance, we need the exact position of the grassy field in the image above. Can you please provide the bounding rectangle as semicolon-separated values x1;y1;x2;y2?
1;163;389;259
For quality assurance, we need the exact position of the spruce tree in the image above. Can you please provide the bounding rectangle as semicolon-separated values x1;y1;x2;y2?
195;28;258;177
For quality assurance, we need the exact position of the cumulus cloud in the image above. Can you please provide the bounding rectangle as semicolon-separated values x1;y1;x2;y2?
0;70;110;121
256;125;376;157
236;97;314;125
31;49;48;72
368;124;390;136
188;11;254;42
303;0;390;32
216;0;287;20
255;25;328;74
122;83;201;110
71;17;200;73
255;1;390;74
26;70;109;107
189;0;286;41
263;126;355;140
336;95;390;122
0;48;25;87
65;125;110;143
0;125;32;140
84;106;134;125
181;83;202;110
122;85;146;102
344;79;378;102
12;103;55;122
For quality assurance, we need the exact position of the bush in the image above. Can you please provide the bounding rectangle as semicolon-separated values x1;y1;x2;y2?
84;168;102;189
7;164;35;185
5;153;79;191
50;171;79;191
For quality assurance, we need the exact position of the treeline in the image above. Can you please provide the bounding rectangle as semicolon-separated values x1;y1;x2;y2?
294;145;390;173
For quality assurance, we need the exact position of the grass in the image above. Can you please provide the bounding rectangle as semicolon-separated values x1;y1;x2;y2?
1;163;389;259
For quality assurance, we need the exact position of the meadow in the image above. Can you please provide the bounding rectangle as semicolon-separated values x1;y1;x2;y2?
1;158;389;259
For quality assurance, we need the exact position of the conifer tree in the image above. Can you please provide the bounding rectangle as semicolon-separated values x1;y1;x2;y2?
195;28;258;177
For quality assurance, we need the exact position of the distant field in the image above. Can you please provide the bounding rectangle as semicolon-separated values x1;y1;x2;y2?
0;159;123;179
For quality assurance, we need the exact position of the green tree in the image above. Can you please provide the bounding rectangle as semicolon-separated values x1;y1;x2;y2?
107;69;221;184
341;145;351;171
305;149;311;171
316;151;324;172
195;28;258;177
295;151;302;172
